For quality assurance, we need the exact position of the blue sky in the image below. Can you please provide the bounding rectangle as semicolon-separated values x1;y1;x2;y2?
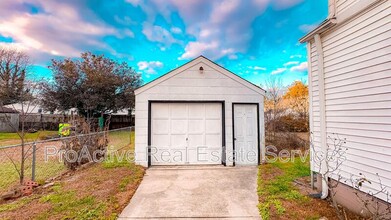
0;0;328;86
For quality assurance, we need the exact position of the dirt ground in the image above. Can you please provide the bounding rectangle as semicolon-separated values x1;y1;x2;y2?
0;162;145;220
294;176;364;220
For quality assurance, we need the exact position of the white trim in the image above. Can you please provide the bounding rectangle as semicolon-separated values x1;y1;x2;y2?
135;56;266;96
307;42;314;172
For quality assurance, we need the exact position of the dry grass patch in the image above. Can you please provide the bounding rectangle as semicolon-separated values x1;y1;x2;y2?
258;157;362;220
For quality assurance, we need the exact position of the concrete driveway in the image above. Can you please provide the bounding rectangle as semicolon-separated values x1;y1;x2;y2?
119;166;260;219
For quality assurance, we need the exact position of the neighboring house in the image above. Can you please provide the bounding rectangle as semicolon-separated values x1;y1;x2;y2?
0;106;19;132
4;103;76;115
134;56;266;167
300;0;390;214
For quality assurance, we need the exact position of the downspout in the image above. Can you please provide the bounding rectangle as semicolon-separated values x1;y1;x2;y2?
314;34;329;199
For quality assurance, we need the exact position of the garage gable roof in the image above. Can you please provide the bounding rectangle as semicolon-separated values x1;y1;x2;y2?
135;56;266;95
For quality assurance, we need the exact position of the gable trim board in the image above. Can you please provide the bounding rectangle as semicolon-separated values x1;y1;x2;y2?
135;56;266;96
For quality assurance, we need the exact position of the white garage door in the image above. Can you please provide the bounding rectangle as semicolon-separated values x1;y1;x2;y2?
151;103;222;165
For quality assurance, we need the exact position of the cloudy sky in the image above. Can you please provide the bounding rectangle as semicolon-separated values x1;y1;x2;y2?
0;0;328;86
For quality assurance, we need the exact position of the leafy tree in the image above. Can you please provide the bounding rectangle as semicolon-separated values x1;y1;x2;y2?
41;52;142;117
0;47;29;105
283;80;309;119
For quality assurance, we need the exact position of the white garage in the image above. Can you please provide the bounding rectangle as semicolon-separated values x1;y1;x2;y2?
134;56;266;167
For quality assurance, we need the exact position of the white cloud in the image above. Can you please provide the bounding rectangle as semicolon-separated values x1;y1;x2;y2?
290;62;308;72
290;54;302;59
271;68;287;75
283;61;299;66
179;41;236;60
228;54;238;60
254;66;266;70
125;0;141;6
272;0;304;10
179;41;219;60
137;61;164;74
142;23;178;47
170;27;182;34
140;0;303;61
121;29;135;38
0;1;126;61
299;24;318;32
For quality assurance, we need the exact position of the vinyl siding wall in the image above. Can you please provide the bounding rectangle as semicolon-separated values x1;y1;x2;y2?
335;0;359;15
135;60;265;167
309;0;391;201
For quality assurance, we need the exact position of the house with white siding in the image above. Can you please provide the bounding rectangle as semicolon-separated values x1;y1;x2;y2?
300;0;391;215
134;56;266;167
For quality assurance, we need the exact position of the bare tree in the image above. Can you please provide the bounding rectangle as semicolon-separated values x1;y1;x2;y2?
0;47;44;184
262;75;284;140
0;46;29;105
2;81;44;184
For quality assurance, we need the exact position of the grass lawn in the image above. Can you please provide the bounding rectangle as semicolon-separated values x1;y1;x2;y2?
258;157;361;220
0;161;66;195
258;157;313;220
0;131;58;146
0;130;145;220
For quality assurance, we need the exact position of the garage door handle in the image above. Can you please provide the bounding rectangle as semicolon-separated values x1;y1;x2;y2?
186;137;188;141
234;138;236;141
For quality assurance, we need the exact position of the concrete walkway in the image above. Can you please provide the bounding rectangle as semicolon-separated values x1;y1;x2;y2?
119;166;260;220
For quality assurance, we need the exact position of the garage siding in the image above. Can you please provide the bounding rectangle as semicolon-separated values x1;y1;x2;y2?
308;0;391;201
135;60;265;167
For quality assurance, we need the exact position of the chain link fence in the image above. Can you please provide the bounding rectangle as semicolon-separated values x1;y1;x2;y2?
0;126;134;195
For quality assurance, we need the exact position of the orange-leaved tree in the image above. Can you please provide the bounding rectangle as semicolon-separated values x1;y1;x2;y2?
283;80;309;119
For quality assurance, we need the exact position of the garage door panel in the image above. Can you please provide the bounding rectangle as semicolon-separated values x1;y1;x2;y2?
205;104;221;119
188;104;205;118
205;119;220;133
153;103;169;118
152;135;170;147
170;134;187;147
170;104;187;118
205;134;221;147
152;119;169;134
188;134;204;147
188;120;204;134
171;119;187;134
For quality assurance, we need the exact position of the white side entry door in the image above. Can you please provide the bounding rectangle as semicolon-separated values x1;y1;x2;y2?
233;104;258;165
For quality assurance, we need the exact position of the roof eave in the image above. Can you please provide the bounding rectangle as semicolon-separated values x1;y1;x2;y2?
299;18;337;43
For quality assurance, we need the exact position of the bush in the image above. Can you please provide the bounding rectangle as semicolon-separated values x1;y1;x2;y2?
266;132;309;152
266;114;308;133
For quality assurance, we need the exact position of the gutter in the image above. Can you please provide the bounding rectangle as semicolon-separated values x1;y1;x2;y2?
299;18;337;43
